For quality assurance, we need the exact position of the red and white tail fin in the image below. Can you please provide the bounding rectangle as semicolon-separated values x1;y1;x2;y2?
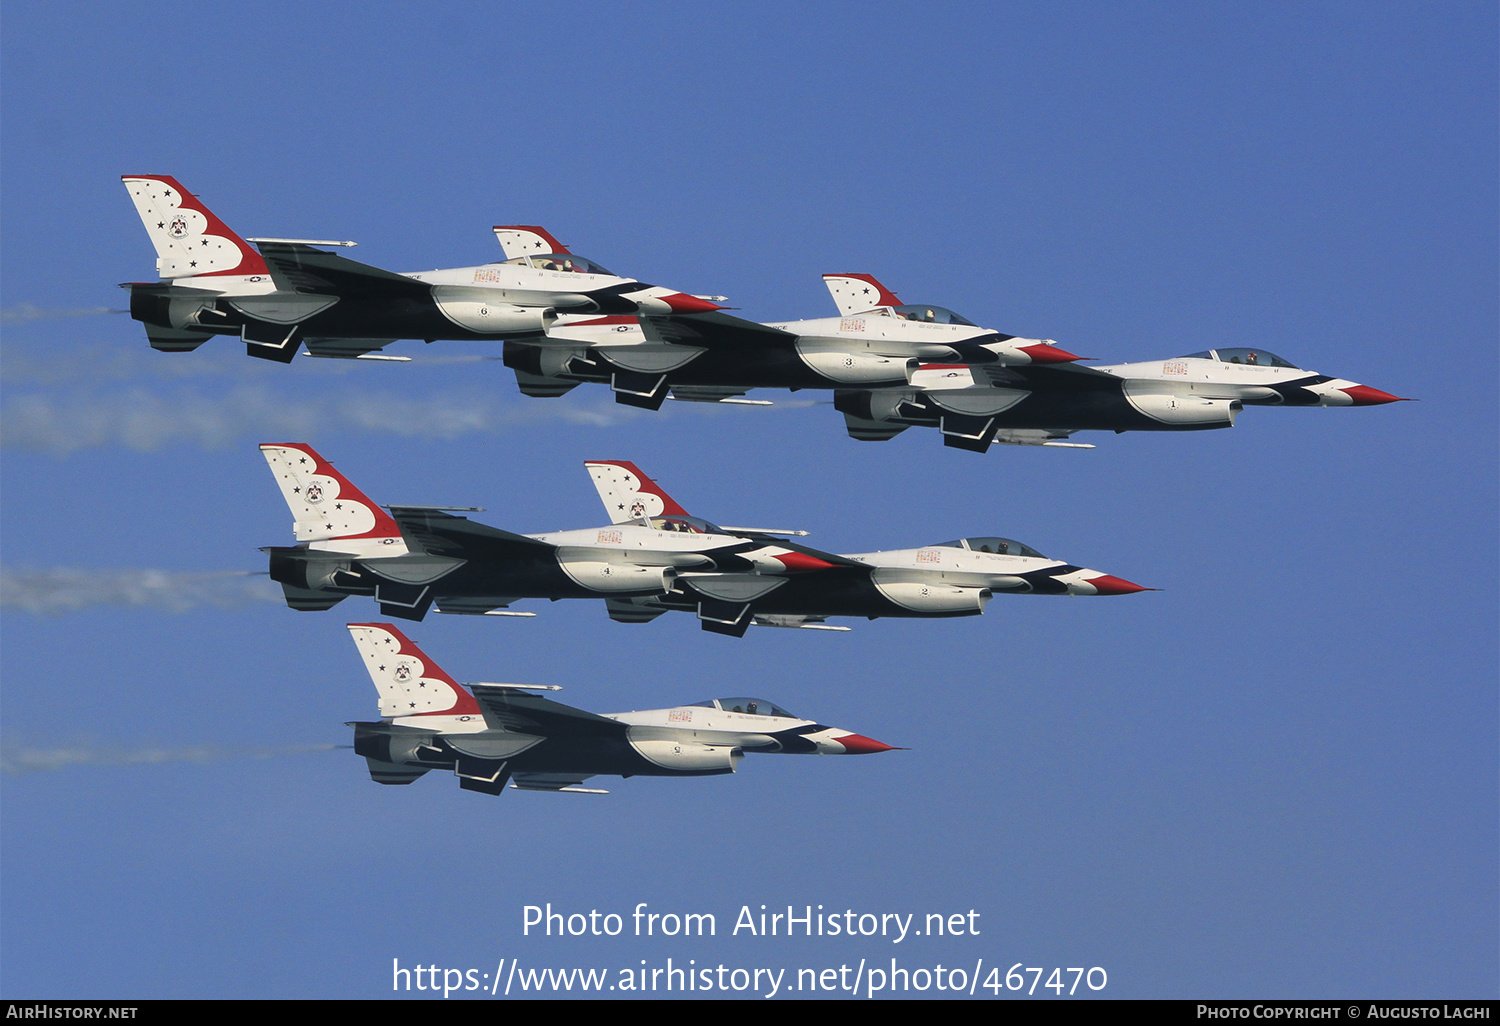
493;225;570;259
121;175;270;280
823;273;902;316
260;443;405;550
585;461;690;524
347;623;482;719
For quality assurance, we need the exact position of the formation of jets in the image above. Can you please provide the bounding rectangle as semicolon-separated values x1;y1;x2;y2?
348;623;893;796
261;444;1146;637
120;175;722;363
123;176;1404;449
115;174;1406;797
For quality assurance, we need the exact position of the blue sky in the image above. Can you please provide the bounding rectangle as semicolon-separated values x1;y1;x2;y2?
2;1;1495;999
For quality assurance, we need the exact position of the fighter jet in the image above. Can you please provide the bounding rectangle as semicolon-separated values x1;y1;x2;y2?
347;623;896;795
588;460;1150;635
120;175;722;363
261;444;854;624
503;270;1081;407
260;445;1147;636
834;346;1407;452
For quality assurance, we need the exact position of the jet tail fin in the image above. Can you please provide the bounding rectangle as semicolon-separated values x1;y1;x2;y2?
346;623;483;718
259;443;406;549
493;225;571;259
584;461;691;524
121;175;270;280
823;273;901;316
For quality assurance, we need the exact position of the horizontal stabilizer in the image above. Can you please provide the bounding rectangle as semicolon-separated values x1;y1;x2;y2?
605;598;667;624
144;325;214;352
513;370;579;398
365;758;429;785
280;582;347;612
843;413;908;442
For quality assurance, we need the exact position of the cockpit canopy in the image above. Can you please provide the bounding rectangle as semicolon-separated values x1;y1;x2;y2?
686;697;797;718
498;253;616;276
888;304;977;326
1179;348;1299;369
648;514;724;535
933;536;1046;558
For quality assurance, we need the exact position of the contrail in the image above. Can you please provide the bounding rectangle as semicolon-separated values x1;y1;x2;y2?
0;385;639;454
0;303;126;322
0;568;281;614
1;741;341;775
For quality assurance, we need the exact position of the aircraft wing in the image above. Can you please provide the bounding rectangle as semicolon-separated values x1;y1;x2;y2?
637;311;797;350
253;242;431;299
724;532;868;569
971;361;1119;392
386;508;554;559
469;686;626;739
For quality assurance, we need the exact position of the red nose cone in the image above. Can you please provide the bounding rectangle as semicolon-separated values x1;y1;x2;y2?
660;293;725;313
772;551;839;572
1087;574;1150;595
1339;385;1406;406
834;733;897;755
1017;342;1084;364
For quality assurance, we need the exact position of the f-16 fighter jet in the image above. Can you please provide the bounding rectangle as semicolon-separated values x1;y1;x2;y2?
346;623;895;795
503;270;1081;407
260;445;1147;636
120;175;722;363
833;347;1407;452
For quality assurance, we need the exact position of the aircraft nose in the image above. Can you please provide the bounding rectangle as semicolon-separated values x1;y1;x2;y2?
827;732;898;755
1339;384;1407;406
1075;573;1151;596
1017;342;1084;364
658;292;724;313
